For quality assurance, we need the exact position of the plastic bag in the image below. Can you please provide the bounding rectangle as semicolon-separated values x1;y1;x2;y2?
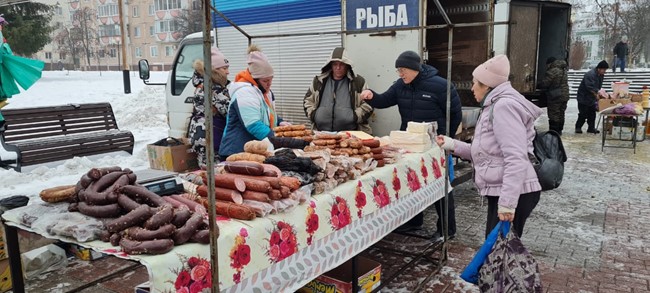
478;222;543;292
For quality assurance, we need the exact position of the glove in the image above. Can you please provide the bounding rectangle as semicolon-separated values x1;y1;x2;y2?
438;135;455;151
261;137;275;152
268;136;309;149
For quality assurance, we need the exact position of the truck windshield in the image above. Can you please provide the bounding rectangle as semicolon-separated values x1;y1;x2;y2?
173;43;203;95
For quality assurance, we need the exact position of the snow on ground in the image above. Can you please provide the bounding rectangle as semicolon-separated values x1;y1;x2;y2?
0;70;171;201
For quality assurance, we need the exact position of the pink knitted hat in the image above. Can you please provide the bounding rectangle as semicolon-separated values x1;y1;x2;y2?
472;54;510;88
247;45;274;79
211;47;228;69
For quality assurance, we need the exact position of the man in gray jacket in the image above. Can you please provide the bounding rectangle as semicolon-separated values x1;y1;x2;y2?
304;47;373;134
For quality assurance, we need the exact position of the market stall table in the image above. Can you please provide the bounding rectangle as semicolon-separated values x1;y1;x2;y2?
2;146;447;292
601;113;641;153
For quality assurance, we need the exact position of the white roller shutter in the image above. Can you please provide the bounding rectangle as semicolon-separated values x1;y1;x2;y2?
216;16;342;125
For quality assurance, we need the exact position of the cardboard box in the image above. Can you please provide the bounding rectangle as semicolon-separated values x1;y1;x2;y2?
146;137;197;172
299;256;381;293
66;244;105;261
598;98;631;111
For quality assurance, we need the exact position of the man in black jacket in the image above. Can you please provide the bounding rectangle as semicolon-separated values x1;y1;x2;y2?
576;60;608;134
360;51;462;239
612;36;629;73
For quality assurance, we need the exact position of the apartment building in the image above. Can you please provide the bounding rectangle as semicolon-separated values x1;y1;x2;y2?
35;0;192;71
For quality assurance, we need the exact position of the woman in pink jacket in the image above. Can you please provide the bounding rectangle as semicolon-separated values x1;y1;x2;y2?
436;55;542;238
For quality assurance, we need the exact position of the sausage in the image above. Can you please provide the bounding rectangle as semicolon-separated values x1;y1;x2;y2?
68;202;79;212
373;153;384;160
216;200;256;220
117;193;141;212
191;229;211;244
79;174;93;189
120;238;174;255
93;171;125;193
279;186;291;199
223;161;265;176
40;185;77;203
371;147;383;154
119;185;167;207
106;205;155;233
162;196;187;209
214;173;273;192
376;159;385;167
125;224;176;241
169;194;201;211
269;189;282;200
143;205;174;230
171;207;192;228
126;173;137;184
77;189;87;202
242;190;271;202
362;139;381;148
87;166;122;181
110;232;122;246
98;230;112;242
262;164;281;177
279;176;301;191
77;202;122;218
213;175;247;192
84;189;114;205
172;212;203;245
196;185;244;204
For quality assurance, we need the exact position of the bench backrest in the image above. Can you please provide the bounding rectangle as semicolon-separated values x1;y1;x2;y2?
2;103;122;142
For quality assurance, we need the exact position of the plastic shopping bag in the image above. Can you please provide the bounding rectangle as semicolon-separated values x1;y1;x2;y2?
478;222;543;293
460;221;504;284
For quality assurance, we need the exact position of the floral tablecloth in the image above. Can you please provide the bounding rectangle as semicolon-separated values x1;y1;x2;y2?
2;146;447;293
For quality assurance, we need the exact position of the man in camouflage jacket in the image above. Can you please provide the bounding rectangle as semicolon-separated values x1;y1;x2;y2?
539;57;569;135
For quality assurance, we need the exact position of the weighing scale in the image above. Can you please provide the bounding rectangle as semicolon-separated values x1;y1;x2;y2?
135;169;184;196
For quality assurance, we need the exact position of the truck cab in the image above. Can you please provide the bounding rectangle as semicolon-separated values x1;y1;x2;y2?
138;32;207;138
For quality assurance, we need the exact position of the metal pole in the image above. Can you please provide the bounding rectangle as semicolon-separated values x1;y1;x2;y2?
432;0;452;262
117;0;131;93
203;0;219;292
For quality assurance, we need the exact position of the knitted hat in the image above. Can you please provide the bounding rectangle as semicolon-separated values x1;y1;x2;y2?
0;15;8;26
395;51;421;71
596;60;609;69
211;47;228;69
247;44;274;79
472;54;510;88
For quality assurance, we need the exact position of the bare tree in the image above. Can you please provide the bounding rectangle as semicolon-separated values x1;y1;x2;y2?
71;7;98;69
175;5;203;40
590;0;650;66
53;27;81;69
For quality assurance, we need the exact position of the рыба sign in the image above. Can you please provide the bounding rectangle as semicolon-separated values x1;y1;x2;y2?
346;0;419;31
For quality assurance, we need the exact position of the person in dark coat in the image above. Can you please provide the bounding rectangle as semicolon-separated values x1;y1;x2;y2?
360;51;462;238
575;60;608;134
539;57;569;135
612;36;629;73
188;48;230;169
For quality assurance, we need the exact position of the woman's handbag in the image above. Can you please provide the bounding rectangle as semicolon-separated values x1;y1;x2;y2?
460;221;504;284
478;222;543;293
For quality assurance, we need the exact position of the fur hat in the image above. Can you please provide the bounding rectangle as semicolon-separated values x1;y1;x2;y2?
395;51;421;71
472;54;510;88
211;47;228;69
596;60;609;69
247;44;274;79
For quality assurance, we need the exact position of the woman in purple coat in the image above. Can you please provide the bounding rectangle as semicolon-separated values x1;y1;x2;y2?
436;55;543;238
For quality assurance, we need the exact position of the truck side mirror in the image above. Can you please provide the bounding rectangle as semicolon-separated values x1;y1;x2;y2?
138;59;150;80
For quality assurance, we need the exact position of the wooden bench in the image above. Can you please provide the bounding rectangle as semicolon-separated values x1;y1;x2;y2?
0;103;134;172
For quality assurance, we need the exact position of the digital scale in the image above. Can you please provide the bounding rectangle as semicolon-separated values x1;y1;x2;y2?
135;169;184;196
